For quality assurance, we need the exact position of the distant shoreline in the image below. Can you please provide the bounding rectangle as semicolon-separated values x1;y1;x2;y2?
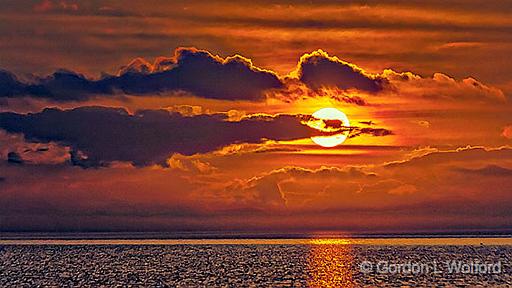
1;234;512;246
1;231;512;240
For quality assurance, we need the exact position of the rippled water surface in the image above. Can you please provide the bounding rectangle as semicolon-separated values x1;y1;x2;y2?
1;240;512;287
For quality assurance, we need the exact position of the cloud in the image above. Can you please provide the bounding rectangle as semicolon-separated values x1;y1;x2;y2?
383;70;506;102
0;163;217;231
0;107;392;167
0;103;395;168
0;130;70;165
502;125;512;139
228;146;512;231
0;48;506;106
299;113;393;138
0;47;283;102
0;107;317;167
34;0;78;13
1;145;512;232
223;165;376;211
108;47;284;100
291;49;388;93
348;127;393;138
267;78;368;105
167;153;216;174
278;50;506;104
383;146;512;169
454;164;512;176
0;69;109;101
7;152;23;164
0;70;26;97
118;58;153;75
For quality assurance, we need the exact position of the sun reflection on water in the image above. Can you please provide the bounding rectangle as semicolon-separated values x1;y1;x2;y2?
307;239;356;288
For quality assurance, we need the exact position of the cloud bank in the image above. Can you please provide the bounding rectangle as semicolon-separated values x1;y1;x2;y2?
0;48;505;105
0;107;392;167
0;107;314;166
1;146;511;232
0;47;283;102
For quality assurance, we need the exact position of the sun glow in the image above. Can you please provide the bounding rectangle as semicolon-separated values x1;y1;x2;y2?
310;108;350;147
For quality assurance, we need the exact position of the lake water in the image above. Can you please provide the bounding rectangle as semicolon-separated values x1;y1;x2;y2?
1;238;511;287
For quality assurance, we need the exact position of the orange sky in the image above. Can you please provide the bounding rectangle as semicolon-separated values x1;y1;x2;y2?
0;0;511;234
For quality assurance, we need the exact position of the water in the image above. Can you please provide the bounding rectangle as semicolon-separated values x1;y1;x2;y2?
1;239;511;287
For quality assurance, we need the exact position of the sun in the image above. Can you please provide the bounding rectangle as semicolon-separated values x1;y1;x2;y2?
310;108;350;147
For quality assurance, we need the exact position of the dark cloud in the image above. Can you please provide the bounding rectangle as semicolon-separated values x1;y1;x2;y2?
295;50;388;92
0;107;392;167
0;70;26;97
0;47;283;102
7;152;23;164
359;120;374;126
2;47;502;105
0;69;110;101
108;47;284;100
0;107;315;167
301;113;393;137
349;127;393;138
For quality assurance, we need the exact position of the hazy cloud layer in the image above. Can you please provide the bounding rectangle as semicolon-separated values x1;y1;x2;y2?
224;146;512;231
1;146;511;232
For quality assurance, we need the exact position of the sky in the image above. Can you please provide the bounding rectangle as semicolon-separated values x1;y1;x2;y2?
1;0;512;233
